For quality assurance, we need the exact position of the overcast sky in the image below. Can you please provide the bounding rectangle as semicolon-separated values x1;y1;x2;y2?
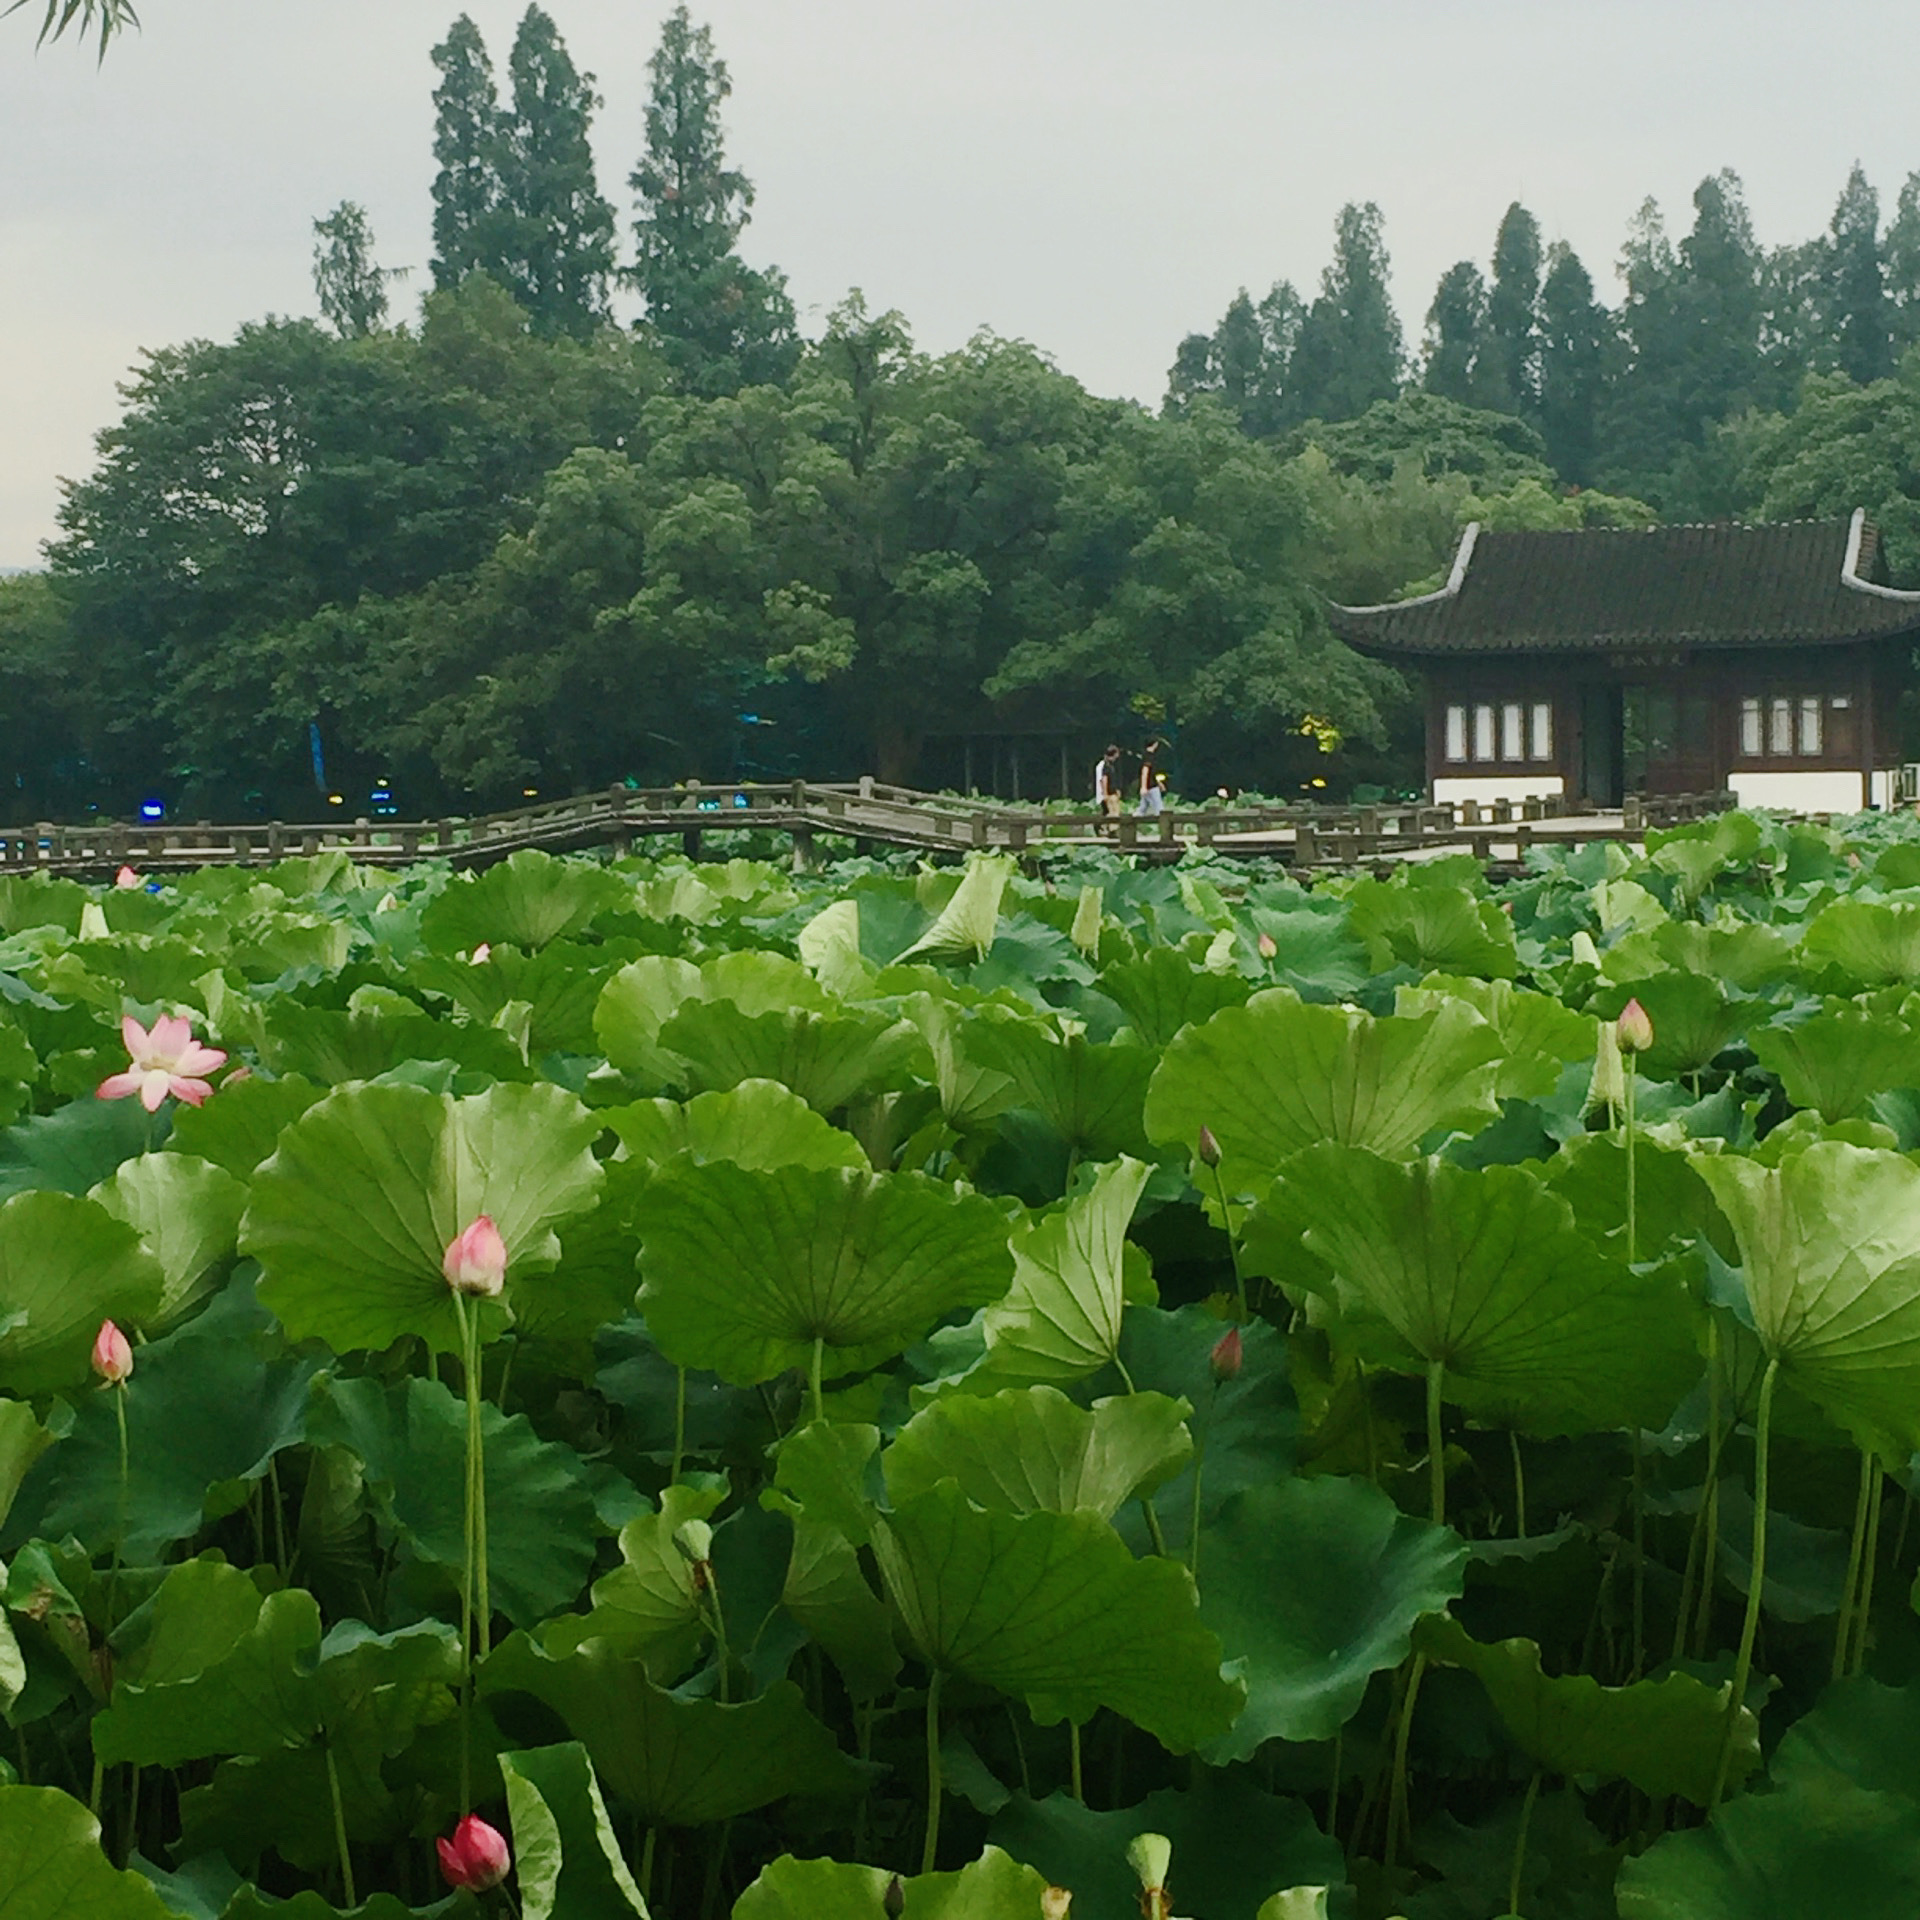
6;0;1920;567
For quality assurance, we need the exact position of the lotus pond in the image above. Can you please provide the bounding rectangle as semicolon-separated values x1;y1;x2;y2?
6;812;1920;1918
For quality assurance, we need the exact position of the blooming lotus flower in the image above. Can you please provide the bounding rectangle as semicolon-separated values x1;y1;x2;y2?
92;1320;132;1386
1616;997;1654;1055
443;1215;507;1297
114;866;141;890
1210;1326;1243;1383
436;1814;510;1892
97;1014;228;1112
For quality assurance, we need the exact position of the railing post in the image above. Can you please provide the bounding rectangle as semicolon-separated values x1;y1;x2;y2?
1295;825;1317;869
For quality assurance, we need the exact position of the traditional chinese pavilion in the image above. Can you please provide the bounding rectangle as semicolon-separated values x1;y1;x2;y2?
1328;512;1920;813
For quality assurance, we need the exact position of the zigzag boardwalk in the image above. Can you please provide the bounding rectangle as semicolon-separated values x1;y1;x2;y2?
0;779;1732;881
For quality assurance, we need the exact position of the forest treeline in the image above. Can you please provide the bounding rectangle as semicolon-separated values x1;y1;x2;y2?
7;5;1920;819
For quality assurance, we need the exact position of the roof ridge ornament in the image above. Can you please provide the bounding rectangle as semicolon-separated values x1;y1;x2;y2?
1334;521;1480;616
1840;507;1920;604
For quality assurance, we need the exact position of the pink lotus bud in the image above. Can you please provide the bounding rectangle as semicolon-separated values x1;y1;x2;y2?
436;1814;510;1892
114;866;141;890
442;1216;507;1297
1196;1125;1222;1169
1616;998;1654;1055
1256;931;1277;959
92;1320;132;1386
1210;1326;1243;1382
470;943;491;965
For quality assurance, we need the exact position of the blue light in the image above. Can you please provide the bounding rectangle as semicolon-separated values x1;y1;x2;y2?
139;800;165;822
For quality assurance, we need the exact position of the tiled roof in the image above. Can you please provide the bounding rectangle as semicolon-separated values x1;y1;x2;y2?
1329;513;1920;657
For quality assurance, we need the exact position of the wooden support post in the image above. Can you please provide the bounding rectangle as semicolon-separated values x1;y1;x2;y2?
1295;825;1317;869
682;829;703;861
790;826;815;873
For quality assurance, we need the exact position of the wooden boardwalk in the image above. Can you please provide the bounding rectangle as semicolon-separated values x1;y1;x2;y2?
0;779;1733;882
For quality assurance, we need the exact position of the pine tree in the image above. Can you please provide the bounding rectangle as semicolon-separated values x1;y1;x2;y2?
1161;281;1301;435
1288;202;1405;424
1826;163;1892;385
1422;261;1491;407
495;6;617;338
311;202;397;339
1536;241;1606;485
1485;202;1543;413
1887;173;1920;356
429;15;508;291
629;5;798;392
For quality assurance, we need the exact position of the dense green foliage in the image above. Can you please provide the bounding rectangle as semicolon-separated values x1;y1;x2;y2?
0;818;1919;1913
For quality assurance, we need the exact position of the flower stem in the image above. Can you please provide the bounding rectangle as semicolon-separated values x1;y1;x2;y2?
1835;1449;1873;1682
921;1669;945;1876
1386;1653;1428;1871
1208;1162;1249;1322
1189;1379;1220;1583
1625;1053;1638;1266
1712;1354;1779;1809
109;1382;129;1629
1507;1770;1542;1916
1509;1429;1527;1541
325;1742;356;1909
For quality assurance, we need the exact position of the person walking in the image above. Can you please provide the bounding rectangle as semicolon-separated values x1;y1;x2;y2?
1094;744;1125;820
1137;736;1169;819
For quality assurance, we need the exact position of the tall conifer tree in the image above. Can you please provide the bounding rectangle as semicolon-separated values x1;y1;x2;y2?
1289;202;1405;424
1826;163;1892;385
429;15;507;291
1485;202;1543;413
497;6;617;338
1536;241;1606;485
1422;262;1491;407
629;5;798;392
1887;173;1920;356
311;202;395;339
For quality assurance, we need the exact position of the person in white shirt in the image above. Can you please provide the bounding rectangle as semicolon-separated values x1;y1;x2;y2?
1094;744;1124;818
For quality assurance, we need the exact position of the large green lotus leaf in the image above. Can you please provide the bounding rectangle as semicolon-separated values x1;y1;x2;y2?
1097;948;1254;1048
1798;897;1920;988
90;1153;246;1326
1616;1774;1920;1919
93;1579;322;1766
872;1481;1242;1750
660;999;925;1116
733;1846;1053;1919
244;1080;604;1354
1770;1675;1920;1804
898;856;1015;964
255;1001;531;1087
1397;975;1594;1102
1145;995;1503;1192
885;1387;1190;1519
959;1022;1155;1160
421;850;631;954
606;1080;867;1174
1246;904;1374;1001
953;1157;1149;1390
0;1191;163;1397
594;956;706;1081
309;1374;602;1628
769;1421;883;1548
1114;1306;1298;1558
162;1075;324;1180
1200;1476;1466;1756
1273;1146;1702;1434
9;1281;316;1561
218;1889;459;1919
1542;1131;1729;1259
900;994;1019;1129
568;1481;726;1681
0;1400;57;1538
780;1517;901;1701
1748;1010;1920;1122
1415;1613;1757;1804
409;939;621;1057
1693;1143;1920;1448
796;897;869;997
0;1786;177;1919
1605;917;1796;993
0;1095;156;1206
1587;974;1755;1080
482;1634;855;1826
1345;875;1518;978
989;1776;1344;1920
501;1742;650;1920
634;1159;1012;1385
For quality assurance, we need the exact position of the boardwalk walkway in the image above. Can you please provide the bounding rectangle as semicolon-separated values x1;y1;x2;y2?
0;779;1732;882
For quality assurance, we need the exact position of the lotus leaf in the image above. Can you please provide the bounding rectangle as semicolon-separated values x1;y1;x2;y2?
0;1786;176;1919
605;1079;867;1173
733;1846;1054;1918
500;1742;651;1920
421;850;630;954
959;1021;1155;1161
0;1190;163;1397
1748;1008;1920;1122
90;1153;246;1325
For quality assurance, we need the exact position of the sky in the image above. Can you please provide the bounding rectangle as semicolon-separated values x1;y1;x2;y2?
6;0;1920;567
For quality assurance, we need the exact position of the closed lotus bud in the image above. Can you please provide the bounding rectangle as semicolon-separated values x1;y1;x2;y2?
1616;997;1654;1055
673;1518;715;1566
92;1320;132;1386
1127;1832;1172;1896
436;1813;511;1892
1196;1125;1222;1170
1257;931;1277;960
1041;1890;1073;1920
375;890;400;913
442;1215;507;1297
470;943;491;965
884;1873;906;1918
1210;1326;1243;1383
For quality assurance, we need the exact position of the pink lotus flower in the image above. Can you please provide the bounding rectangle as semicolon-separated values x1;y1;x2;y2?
437;1814;510;1892
113;866;141;890
97;1014;228;1112
92;1320;132;1385
1256;931;1277;959
443;1215;507;1297
1616;997;1654;1056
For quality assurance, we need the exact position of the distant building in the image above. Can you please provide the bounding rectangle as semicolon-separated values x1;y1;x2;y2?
1329;513;1920;814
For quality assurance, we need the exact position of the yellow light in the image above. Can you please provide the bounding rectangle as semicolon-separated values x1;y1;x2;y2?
328;794;344;806
522;788;539;798
1310;778;1327;789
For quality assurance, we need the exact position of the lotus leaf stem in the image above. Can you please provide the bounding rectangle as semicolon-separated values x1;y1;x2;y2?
921;1669;945;1875
810;1335;826;1426
1690;1320;1727;1661
672;1365;687;1483
1385;1652;1428;1871
1712;1353;1779;1809
1425;1359;1447;1526
1507;1770;1542;1916
325;1742;356;1908
1851;1454;1885;1677
1068;1718;1083;1802
1835;1449;1874;1682
1509;1430;1526;1541
1630;1428;1646;1679
640;1827;656;1903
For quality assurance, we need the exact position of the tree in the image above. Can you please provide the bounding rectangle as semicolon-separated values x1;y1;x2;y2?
1421;262;1491;408
494;5;617;338
429;14;507;291
311;202;396;340
1293;390;1555;492
629;5;798;393
1288;203;1405;426
1827;163;1892;386
1887;173;1920;355
1536;241;1607;485
1484;201;1543;413
6;0;135;55
1163;282;1303;436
